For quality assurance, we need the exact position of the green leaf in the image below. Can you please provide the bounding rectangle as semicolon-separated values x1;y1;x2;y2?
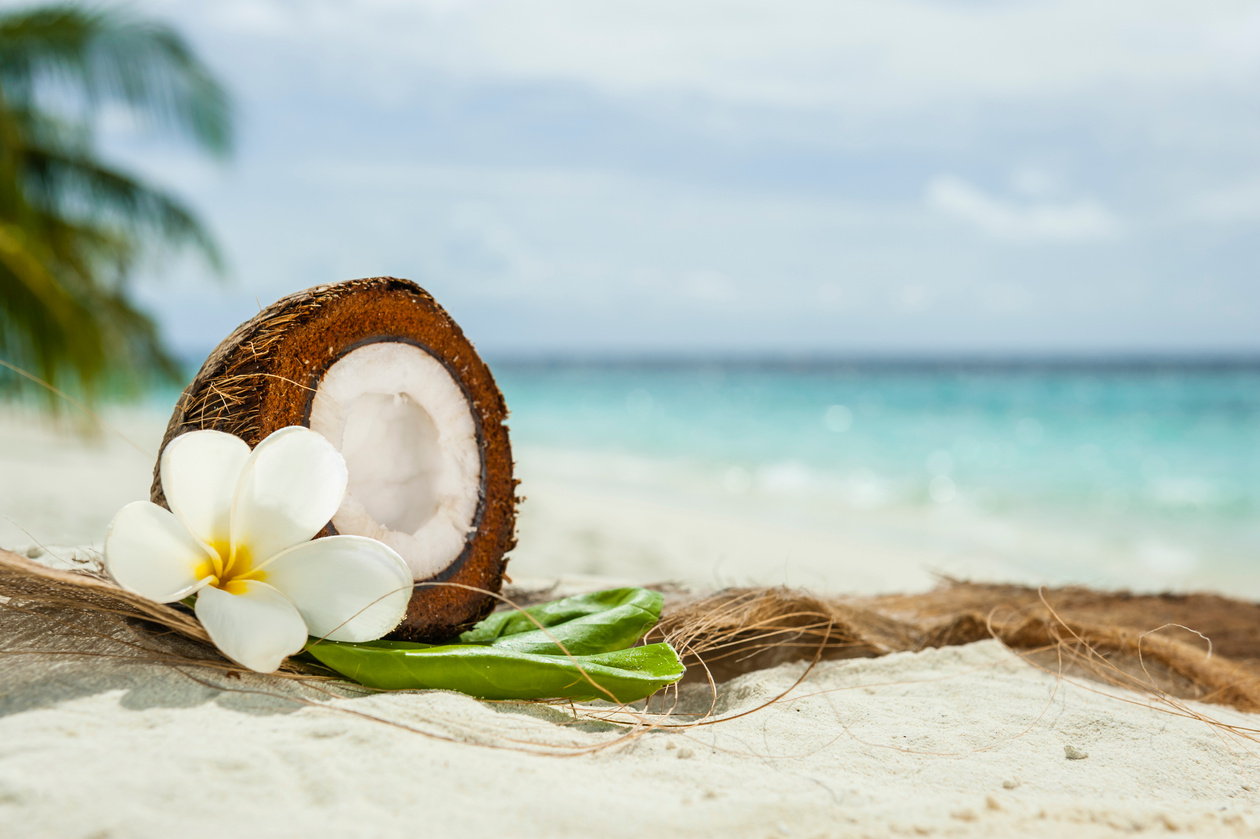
303;588;683;702
304;640;683;702
460;587;664;654
355;587;664;656
0;3;231;402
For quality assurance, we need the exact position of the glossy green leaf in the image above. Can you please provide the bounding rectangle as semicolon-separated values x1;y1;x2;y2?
304;587;683;701
460;587;664;654
305;640;683;702
353;587;664;656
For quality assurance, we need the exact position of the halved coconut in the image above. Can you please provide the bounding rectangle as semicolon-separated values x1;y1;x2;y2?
152;277;517;640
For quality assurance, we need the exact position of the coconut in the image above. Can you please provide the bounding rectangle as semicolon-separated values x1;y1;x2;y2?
151;277;517;640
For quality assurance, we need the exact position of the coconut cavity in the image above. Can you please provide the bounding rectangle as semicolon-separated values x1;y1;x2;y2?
152;277;517;641
308;342;481;581
343;392;440;532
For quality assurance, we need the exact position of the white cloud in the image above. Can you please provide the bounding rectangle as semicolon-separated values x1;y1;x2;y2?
115;0;1260;353
925;175;1122;243
151;0;1260;117
1189;178;1260;223
1009;167;1061;199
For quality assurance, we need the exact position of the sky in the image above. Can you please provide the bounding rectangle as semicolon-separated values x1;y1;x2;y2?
86;0;1260;357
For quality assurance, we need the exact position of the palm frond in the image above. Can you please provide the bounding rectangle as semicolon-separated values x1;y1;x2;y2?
20;139;223;272
0;3;232;400
0;4;231;155
0;222;105;388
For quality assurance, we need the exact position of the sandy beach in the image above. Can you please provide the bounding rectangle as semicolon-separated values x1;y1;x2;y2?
2;406;1258;837
3;0;1258;834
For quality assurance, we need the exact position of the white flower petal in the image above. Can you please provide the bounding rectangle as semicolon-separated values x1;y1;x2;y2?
105;501;215;602
230;426;348;564
194;582;308;673
261;536;412;642
161;430;252;546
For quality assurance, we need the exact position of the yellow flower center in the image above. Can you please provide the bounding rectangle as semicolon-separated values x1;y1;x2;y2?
195;541;267;596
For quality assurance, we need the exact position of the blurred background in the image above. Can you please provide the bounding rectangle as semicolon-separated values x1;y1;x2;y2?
1;1;1258;595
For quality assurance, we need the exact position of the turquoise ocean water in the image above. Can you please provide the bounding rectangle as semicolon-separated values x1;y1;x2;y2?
493;360;1260;588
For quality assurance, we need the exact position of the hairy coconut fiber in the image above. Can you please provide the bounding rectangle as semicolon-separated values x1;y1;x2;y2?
151;277;518;641
6;548;1260;715
653;583;1260;712
0;549;315;676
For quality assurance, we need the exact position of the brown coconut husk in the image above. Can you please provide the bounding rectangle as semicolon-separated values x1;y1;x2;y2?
653;583;1260;712
152;277;518;641
5;548;1260;716
0;549;318;676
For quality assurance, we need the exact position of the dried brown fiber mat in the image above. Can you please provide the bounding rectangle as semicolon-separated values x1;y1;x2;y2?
653;584;1260;712
4;547;1260;713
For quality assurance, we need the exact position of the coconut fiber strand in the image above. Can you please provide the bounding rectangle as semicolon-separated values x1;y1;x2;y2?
4;548;1260;712
654;584;1260;712
0;550;315;676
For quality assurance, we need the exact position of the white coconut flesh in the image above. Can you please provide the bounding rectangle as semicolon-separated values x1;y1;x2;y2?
308;342;482;581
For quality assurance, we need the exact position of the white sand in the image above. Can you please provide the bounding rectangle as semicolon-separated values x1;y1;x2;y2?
510;473;1023;595
0;407;166;552
2;407;1259;837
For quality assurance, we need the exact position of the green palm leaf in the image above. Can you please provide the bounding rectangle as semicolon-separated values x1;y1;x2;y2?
0;3;231;400
22;140;222;270
305;589;686;702
0;5;230;154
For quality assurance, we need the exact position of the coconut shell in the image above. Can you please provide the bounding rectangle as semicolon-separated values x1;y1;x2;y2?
152;277;517;641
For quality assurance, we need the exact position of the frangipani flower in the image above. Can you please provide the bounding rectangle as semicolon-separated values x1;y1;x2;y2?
104;426;413;673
